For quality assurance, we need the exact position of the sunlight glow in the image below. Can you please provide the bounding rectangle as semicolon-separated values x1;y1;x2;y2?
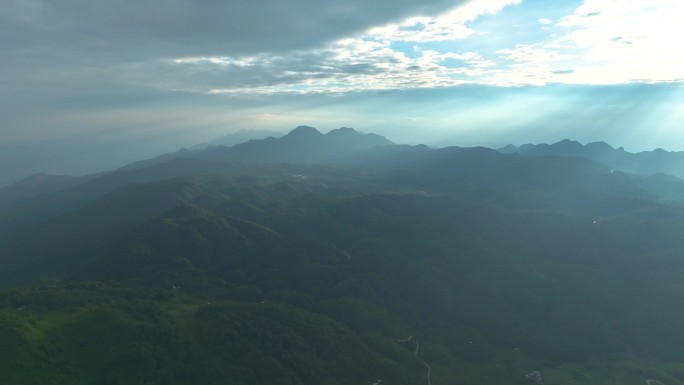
167;0;684;95
558;0;684;83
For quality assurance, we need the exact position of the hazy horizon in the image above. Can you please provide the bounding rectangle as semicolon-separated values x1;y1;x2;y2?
2;122;680;188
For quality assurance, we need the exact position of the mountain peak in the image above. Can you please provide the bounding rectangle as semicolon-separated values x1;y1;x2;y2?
497;144;518;153
326;127;359;137
325;126;394;148
287;125;323;137
554;139;582;147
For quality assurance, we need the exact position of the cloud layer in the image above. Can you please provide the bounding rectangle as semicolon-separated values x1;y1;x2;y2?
6;0;682;106
0;0;464;58
157;0;684;95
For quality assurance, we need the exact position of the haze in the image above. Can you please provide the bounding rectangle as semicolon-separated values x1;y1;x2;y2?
2;0;684;186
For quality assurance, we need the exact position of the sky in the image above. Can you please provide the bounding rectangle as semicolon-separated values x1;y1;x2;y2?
1;0;684;185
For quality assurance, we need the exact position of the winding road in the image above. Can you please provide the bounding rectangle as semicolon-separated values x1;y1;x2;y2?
396;337;670;385
398;336;432;385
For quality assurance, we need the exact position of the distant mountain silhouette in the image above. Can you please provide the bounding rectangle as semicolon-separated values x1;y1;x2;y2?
119;126;395;171
191;129;284;149
0;126;393;240
499;139;684;179
5;130;684;244
207;125;395;164
4;138;683;286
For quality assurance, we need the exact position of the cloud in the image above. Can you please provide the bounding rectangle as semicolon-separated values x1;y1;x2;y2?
551;69;574;75
497;44;571;63
162;46;495;95
0;0;478;146
161;0;516;94
0;0;472;99
154;0;684;93
0;0;468;60
364;0;522;43
471;0;684;86
554;0;684;83
5;0;682;111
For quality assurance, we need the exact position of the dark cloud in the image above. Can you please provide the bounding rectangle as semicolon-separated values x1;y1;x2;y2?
1;0;465;60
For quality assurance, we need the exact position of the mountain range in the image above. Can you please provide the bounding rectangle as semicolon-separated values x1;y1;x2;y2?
190;129;285;149
6;127;684;212
500;139;684;179
118;126;394;172
1;127;684;384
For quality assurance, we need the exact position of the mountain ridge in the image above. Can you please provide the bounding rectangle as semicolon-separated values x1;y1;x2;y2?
191;128;285;149
499;139;684;179
116;125;394;172
4;130;684;242
5;129;684;204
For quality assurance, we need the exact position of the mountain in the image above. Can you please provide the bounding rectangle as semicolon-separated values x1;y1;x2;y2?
117;125;394;172
191;129;284;149
3;129;684;384
206;125;395;164
500;139;684;179
4;141;684;247
326;126;392;148
0;126;393;238
0;158;242;241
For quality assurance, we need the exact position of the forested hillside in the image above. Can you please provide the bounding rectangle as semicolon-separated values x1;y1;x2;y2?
1;128;683;384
